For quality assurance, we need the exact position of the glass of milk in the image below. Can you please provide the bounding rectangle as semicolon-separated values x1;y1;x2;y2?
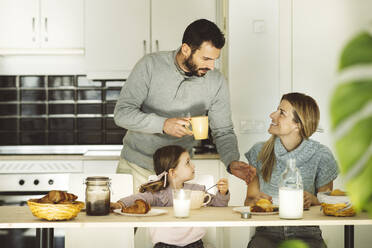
279;159;304;219
172;189;191;218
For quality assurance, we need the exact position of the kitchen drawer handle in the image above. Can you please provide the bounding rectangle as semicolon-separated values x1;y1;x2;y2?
32;17;36;42
143;40;147;55
44;17;48;42
155;40;159;52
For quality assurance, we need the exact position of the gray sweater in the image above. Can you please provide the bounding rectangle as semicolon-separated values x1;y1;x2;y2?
114;49;240;171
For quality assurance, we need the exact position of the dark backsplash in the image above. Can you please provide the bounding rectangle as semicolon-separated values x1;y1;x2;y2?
0;75;126;145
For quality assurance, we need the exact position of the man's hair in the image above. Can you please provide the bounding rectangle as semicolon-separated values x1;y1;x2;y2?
182;19;225;50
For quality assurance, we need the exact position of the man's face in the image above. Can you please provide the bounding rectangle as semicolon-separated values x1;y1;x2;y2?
183;42;221;77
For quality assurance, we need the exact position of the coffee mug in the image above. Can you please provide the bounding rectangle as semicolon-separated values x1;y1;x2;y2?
190;190;212;209
190;116;208;140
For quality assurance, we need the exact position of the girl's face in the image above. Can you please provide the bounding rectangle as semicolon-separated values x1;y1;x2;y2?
268;99;300;138
173;152;195;183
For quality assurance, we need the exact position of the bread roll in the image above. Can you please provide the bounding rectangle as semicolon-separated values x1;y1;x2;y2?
330;189;346;196
122;199;151;214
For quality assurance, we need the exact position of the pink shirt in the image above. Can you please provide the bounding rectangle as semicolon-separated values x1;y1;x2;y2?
119;183;229;246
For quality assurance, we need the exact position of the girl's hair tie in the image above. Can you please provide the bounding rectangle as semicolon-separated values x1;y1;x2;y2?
148;171;168;187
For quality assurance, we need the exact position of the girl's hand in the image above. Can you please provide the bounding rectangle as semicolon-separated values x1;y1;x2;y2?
217;178;228;195
110;202;123;212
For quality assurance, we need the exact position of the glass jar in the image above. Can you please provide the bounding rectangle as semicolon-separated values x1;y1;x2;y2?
85;176;111;216
279;159;303;219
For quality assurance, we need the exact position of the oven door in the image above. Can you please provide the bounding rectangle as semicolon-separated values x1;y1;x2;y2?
0;192;65;248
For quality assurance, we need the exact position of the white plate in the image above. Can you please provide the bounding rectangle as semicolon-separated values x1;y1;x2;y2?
232;206;251;213
113;208;168;217
233;206;279;215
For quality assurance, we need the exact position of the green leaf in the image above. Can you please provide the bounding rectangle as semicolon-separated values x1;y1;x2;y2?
330;79;372;129
339;32;372;71
346;155;372;212
335;116;372;173
279;240;309;248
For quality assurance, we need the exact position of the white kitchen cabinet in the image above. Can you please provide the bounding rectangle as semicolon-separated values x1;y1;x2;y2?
0;0;84;55
83;160;118;173
85;0;216;80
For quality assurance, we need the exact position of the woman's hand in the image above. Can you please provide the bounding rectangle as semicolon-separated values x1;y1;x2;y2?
303;191;319;209
216;178;228;195
245;191;272;206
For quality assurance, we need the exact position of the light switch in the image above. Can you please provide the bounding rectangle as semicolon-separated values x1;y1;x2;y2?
253;20;265;33
240;120;266;133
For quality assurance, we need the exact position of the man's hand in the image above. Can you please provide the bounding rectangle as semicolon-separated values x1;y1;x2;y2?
229;161;256;184
163;118;193;138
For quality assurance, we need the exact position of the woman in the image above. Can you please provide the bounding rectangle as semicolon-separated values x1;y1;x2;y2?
245;93;338;248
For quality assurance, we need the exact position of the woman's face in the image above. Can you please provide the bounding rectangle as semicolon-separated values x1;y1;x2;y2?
173;152;195;183
268;99;300;138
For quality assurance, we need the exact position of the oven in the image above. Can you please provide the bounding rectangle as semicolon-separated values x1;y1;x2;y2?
0;160;83;248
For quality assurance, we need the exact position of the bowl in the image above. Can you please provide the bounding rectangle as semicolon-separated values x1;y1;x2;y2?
27;199;85;221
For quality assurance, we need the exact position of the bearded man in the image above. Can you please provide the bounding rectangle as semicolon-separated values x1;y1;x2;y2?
114;19;255;192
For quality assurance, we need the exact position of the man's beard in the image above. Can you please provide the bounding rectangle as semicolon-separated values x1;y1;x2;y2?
183;53;210;77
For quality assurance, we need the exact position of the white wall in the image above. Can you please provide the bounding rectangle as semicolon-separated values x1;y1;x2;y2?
227;0;372;247
226;0;280;246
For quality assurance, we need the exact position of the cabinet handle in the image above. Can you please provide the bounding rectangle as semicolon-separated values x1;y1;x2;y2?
155;40;159;52
32;17;36;42
44;18;48;42
143;40;147;55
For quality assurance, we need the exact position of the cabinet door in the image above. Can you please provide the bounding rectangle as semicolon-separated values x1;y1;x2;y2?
151;0;216;52
85;0;150;79
40;0;84;48
0;0;39;48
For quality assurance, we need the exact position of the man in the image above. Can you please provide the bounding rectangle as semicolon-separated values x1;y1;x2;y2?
114;19;255;192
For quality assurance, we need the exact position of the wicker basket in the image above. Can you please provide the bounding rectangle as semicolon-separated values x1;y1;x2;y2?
27;199;85;221
321;203;355;217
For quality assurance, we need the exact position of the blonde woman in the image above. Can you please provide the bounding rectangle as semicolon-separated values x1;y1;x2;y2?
245;93;338;248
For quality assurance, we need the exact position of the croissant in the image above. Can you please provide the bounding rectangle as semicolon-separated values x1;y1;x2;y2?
122;199;151;214
252;198;274;212
38;190;78;204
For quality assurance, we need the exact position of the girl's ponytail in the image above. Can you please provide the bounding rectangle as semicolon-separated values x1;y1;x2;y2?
140;145;187;193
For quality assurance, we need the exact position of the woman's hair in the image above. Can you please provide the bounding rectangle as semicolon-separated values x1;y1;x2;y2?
258;92;320;182
139;145;187;193
182;19;225;51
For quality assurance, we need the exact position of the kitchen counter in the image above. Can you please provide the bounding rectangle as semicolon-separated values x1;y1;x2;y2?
0;153;220;161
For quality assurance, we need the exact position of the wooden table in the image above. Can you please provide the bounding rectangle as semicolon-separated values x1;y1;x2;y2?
0;206;371;248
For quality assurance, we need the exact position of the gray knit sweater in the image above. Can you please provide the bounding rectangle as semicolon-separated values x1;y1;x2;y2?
114;49;240;171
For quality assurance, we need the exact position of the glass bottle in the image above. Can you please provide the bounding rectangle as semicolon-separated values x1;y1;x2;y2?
85;176;111;216
279;159;304;219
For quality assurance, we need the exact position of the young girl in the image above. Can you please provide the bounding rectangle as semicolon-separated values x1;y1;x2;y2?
111;145;229;248
245;93;338;248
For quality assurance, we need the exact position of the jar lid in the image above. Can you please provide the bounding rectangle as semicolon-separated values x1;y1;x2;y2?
85;176;110;181
241;212;251;219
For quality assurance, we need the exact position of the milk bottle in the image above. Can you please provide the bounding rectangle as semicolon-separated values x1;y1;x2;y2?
279;159;303;219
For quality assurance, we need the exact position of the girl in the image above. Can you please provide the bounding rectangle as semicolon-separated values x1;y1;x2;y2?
245;93;338;248
111;145;229;248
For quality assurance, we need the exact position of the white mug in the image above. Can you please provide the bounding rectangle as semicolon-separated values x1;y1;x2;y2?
190;190;211;209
